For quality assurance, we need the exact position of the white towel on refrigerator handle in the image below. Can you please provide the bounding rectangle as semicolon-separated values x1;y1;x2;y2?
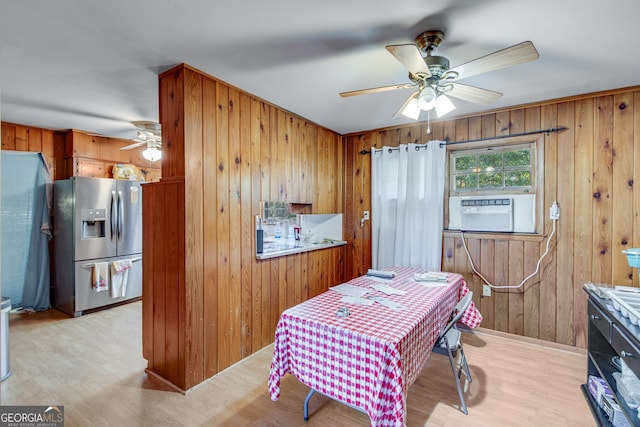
92;262;109;292
110;259;133;298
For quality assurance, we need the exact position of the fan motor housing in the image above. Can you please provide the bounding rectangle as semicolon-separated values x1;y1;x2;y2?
416;30;445;54
425;55;449;78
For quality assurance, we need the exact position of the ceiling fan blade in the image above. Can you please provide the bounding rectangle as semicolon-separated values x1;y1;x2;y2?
133;121;161;133
340;82;416;98
448;41;539;81
385;44;431;77
446;82;502;105
392;91;419;119
120;141;146;151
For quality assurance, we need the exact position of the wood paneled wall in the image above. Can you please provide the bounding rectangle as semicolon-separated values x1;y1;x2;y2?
62;130;161;182
1;122;161;182
1;122;63;179
143;64;345;391
344;87;640;349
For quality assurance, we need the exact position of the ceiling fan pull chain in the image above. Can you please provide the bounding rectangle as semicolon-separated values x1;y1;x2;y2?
426;110;431;134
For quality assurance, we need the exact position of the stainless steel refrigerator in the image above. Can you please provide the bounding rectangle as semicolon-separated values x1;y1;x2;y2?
53;177;143;316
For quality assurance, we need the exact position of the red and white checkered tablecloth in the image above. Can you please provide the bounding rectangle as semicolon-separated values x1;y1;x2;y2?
268;266;482;426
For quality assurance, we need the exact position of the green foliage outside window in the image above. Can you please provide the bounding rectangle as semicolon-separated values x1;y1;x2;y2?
451;144;533;193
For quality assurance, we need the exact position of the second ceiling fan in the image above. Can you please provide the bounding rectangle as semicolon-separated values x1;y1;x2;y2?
120;121;162;161
340;30;539;120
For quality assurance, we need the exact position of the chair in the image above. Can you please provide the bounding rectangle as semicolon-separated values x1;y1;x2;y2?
431;291;474;415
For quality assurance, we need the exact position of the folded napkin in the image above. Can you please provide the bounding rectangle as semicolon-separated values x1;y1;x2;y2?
414;272;449;282
366;269;396;279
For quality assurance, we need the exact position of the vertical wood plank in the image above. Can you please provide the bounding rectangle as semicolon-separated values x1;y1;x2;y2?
593;95;614;284
522;240;540;338
277;111;288;201
183;68;205;386
248;96;262;354
27;128;43;152
508;240;524;335
466;238;482;313
216;81;231;371
494;240;509;332
479;239;495;330
15;125;28;151
523;106;541;339
238;93;254;359
573;98;594;348
612;92;635;286
202;76;219;378
507;110;525;336
228;88;243;365
539;103;558;342
2;124;16;150
556;101;576;345
160;66;185;179
633;91;640;288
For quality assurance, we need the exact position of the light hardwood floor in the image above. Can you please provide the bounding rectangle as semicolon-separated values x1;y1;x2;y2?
0;301;594;426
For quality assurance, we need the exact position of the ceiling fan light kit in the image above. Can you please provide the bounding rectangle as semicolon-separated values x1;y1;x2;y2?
120;121;163;161
341;29;539;122
417;86;437;110
401;90;455;120
142;146;162;162
434;93;455;118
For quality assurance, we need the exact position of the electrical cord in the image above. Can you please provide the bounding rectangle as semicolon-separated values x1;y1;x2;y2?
459;217;557;290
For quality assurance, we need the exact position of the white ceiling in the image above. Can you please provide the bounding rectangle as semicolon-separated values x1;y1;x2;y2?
2;0;640;141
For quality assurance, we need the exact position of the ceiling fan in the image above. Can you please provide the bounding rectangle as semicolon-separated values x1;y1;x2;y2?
340;30;539;121
120;121;162;161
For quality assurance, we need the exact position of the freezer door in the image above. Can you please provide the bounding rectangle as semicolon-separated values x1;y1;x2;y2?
116;181;142;256
73;177;117;260
73;256;142;315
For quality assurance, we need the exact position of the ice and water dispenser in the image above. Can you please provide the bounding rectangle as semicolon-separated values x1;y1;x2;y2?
81;208;106;239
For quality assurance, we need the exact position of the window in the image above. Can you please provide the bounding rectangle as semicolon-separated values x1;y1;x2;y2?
450;143;535;195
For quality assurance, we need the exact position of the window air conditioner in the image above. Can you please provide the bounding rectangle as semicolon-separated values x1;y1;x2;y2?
449;194;536;233
459;198;514;232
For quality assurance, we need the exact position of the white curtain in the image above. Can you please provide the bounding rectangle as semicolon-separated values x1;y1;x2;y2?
371;141;446;270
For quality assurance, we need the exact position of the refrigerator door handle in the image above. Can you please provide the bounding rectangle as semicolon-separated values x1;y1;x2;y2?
110;190;117;241
118;190;124;241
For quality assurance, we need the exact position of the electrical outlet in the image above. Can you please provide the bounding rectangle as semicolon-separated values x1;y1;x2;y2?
549;201;560;220
482;284;492;297
363;211;370;220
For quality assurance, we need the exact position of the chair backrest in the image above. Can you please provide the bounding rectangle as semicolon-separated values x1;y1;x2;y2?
438;291;474;340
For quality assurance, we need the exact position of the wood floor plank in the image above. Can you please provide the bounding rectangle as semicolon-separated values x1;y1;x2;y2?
1;302;593;426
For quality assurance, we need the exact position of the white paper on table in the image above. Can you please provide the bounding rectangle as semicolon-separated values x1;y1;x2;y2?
368;296;408;311
341;295;375;306
414;280;449;287
370;282;406;296
329;283;370;298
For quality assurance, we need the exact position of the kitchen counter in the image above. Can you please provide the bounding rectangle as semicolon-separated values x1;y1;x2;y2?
256;238;346;260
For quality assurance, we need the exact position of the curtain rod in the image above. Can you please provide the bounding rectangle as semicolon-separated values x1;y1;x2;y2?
438;126;568;148
358;126;568;154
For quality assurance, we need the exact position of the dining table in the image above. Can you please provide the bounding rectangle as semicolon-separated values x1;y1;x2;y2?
268;265;482;426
